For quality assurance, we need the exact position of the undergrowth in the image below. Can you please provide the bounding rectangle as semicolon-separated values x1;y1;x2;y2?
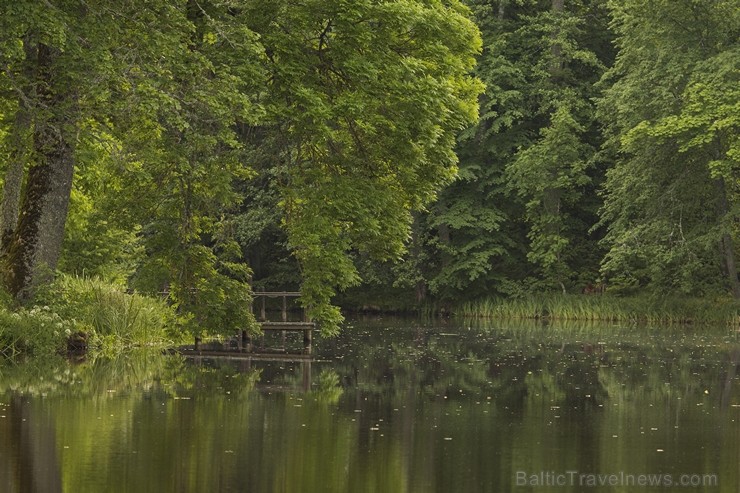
0;275;178;357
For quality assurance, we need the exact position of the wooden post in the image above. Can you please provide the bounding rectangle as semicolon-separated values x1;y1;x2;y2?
260;295;266;321
302;360;312;392
241;329;251;352
282;294;287;322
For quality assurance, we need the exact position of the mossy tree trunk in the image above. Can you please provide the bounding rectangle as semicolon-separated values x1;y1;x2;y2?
0;36;35;257
3;42;76;301
0;109;29;253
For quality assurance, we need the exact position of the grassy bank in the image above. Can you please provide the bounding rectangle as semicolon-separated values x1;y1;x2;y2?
455;294;740;326
0;275;177;357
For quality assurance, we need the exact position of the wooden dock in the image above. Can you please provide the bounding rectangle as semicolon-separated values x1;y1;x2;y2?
190;291;316;352
252;291;315;347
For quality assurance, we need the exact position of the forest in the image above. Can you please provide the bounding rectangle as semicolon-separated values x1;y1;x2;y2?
0;0;738;352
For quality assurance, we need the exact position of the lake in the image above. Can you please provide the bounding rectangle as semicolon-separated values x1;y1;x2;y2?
1;317;738;492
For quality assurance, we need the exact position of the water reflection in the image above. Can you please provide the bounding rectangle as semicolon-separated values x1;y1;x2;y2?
0;395;62;493
0;319;738;492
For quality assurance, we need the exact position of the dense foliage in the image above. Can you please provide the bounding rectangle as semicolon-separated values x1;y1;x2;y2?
344;0;739;308
0;0;738;345
0;0;482;338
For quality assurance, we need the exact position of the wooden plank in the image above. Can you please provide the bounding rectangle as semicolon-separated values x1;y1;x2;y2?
260;321;315;328
253;291;302;297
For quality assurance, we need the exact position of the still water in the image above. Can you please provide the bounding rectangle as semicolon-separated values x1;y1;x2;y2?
0;318;738;492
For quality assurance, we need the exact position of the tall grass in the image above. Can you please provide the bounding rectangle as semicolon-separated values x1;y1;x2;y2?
0;305;69;357
42;275;178;348
457;294;740;327
0;275;178;357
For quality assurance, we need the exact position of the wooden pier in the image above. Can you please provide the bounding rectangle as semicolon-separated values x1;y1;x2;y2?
251;291;315;347
191;291;315;353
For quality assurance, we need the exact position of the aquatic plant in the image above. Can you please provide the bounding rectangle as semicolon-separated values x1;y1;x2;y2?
456;294;740;327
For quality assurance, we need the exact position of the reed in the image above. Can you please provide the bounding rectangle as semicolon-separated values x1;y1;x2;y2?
48;275;177;348
456;294;740;327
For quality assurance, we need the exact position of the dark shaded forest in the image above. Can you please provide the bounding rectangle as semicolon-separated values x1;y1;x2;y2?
0;0;738;345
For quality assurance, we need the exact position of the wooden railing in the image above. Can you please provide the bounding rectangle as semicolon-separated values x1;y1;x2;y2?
252;291;314;346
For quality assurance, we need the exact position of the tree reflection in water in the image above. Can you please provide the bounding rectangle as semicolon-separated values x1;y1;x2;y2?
0;320;737;492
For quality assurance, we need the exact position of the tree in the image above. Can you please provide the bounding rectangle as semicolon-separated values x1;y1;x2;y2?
598;0;740;296
503;0;607;292
1;0;483;337
0;1;80;299
0;0;264;340
408;0;611;302
116;0;264;337
0;1;183;300
242;0;484;332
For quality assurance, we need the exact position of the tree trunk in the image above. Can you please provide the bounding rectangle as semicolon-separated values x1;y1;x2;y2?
4;42;76;301
550;0;565;75
410;212;427;303
0;109;29;254
436;203;451;267
547;0;565;292
721;233;739;298
715;177;740;298
1;37;35;257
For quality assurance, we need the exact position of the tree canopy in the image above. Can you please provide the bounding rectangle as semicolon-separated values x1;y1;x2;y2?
0;0;483;335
